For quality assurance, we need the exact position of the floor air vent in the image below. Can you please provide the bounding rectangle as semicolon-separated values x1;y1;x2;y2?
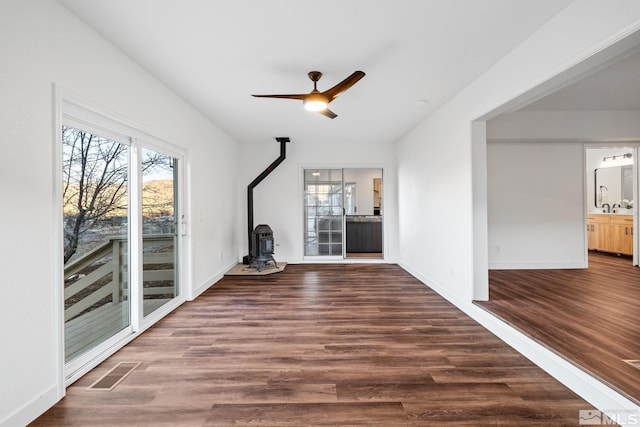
87;362;141;391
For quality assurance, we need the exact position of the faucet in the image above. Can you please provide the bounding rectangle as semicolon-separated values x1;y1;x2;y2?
602;203;611;213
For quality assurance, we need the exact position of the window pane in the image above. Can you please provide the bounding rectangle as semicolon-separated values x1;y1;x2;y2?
62;125;130;363
141;148;179;317
304;169;343;256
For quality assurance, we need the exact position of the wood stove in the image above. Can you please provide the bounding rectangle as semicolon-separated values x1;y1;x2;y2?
250;224;277;271
243;137;289;269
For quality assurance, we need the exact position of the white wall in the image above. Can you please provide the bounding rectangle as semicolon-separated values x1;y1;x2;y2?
398;0;640;302
485;112;640;269
488;110;640;141
397;0;640;413
0;1;239;425
486;142;586;269
239;139;398;263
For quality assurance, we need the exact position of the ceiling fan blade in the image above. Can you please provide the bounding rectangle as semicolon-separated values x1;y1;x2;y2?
318;108;337;119
251;94;307;100
323;71;365;101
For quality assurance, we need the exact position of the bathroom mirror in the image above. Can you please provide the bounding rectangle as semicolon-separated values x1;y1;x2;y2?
594;165;633;209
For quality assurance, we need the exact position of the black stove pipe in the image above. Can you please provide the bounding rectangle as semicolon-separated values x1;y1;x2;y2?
244;137;289;264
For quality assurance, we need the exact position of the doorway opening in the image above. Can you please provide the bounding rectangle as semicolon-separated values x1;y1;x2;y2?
586;147;637;266
473;30;640;409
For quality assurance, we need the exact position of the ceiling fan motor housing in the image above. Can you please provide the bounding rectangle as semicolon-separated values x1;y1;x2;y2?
308;71;322;82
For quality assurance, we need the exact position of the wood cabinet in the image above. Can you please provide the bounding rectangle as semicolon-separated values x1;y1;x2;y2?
610;215;634;255
587;214;610;251
587;214;633;255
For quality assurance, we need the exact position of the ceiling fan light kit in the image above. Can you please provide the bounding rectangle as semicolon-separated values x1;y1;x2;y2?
252;70;365;119
303;93;329;111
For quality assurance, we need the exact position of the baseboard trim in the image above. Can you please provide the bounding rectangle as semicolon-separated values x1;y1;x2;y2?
190;260;238;300
1;383;61;427
399;261;640;415
489;259;587;269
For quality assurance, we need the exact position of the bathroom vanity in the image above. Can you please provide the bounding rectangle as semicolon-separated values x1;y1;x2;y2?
587;213;633;255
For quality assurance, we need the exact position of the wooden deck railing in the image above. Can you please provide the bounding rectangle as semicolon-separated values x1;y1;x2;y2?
64;235;175;322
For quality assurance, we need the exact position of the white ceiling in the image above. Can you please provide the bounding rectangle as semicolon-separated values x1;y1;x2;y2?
57;0;576;146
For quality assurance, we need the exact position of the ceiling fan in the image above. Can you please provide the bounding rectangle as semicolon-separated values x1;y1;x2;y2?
252;70;365;119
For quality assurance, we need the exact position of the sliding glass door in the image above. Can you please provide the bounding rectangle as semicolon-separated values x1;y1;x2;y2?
304;168;384;259
61;125;182;378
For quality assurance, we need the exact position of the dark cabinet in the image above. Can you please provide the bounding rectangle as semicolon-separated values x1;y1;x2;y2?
346;220;382;253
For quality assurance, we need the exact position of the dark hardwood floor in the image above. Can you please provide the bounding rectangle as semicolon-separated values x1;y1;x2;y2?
478;251;640;405
33;264;592;426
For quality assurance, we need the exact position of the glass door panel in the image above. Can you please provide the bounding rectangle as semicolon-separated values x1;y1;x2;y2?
62;125;130;363
304;169;343;256
141;148;179;317
343;168;384;259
